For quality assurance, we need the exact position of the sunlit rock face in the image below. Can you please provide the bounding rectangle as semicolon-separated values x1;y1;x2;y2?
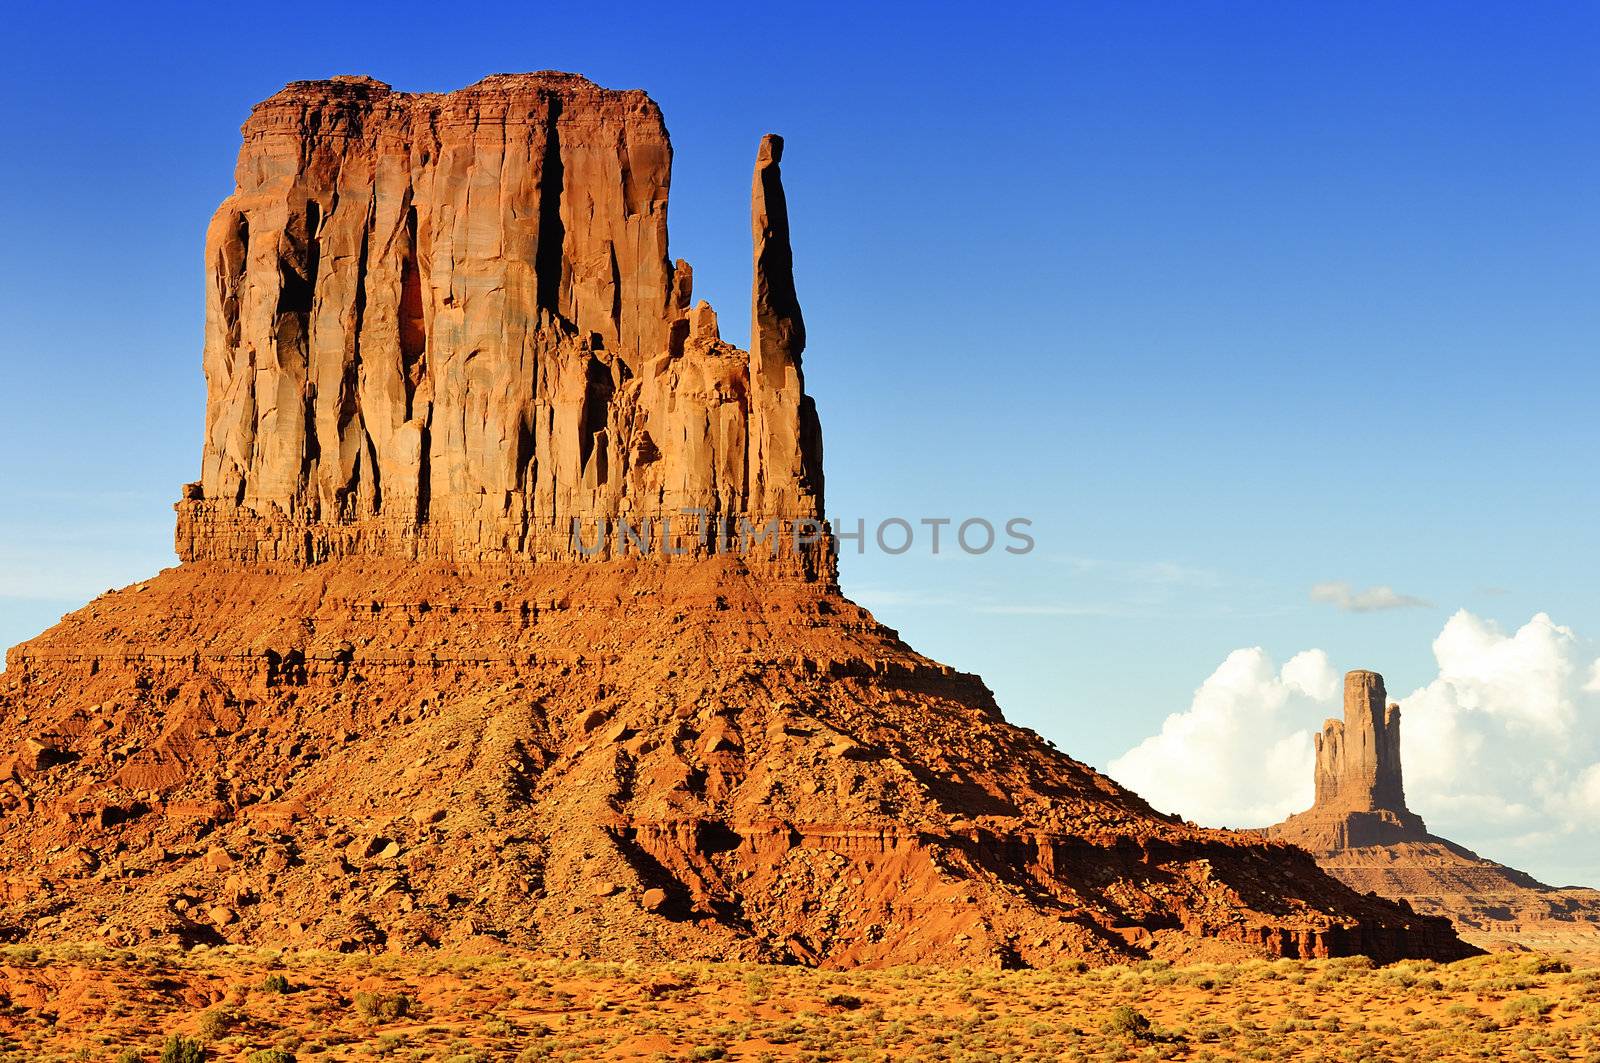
179;73;824;570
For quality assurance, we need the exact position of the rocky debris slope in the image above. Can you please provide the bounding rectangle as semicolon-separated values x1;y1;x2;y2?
0;74;1472;967
1267;670;1600;957
3;561;1467;965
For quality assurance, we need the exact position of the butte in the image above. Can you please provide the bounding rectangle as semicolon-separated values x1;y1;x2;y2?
1268;669;1600;957
0;74;1471;966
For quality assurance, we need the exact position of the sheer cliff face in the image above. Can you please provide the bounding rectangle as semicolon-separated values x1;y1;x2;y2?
1313;670;1408;814
181;74;823;567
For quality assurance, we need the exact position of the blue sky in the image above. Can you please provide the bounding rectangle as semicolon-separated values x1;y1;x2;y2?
1;2;1597;879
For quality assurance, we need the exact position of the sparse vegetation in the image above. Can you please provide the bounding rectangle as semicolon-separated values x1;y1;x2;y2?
158;1034;205;1063
1106;1003;1153;1039
0;945;1593;1059
195;1005;237;1041
352;990;414;1023
1503;993;1556;1023
245;1051;295;1063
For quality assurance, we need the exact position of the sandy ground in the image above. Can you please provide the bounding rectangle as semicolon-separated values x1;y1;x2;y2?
0;944;1596;1061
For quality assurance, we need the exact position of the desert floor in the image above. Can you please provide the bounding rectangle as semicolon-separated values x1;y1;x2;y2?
0;945;1596;1061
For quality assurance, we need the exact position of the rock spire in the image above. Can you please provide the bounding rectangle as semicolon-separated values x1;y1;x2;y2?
1269;670;1600;955
1313;670;1409;814
1271;669;1428;850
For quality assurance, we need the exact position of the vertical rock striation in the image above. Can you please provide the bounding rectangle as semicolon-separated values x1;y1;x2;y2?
1312;670;1409;816
177;74;825;570
748;134;823;518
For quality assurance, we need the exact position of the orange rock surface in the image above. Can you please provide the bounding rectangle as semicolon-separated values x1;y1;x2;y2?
0;74;1471;967
178;73;822;569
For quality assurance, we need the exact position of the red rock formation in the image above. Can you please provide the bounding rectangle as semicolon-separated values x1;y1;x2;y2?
1269;670;1600;957
178;74;823;570
1281;670;1428;849
0;75;1472;967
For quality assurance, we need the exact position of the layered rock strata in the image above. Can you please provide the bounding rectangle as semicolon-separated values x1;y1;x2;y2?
0;74;1472;966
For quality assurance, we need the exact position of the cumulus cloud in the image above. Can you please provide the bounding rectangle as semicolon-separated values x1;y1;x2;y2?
1108;610;1600;887
1399;613;1600;868
1310;581;1432;612
1107;648;1330;827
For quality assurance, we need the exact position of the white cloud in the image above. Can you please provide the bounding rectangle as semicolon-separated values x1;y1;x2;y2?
1108;610;1600;887
1107;648;1329;828
1310;580;1432;612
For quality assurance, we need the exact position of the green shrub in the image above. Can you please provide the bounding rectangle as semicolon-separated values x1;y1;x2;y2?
196;1006;237;1041
258;973;292;994
159;1035;206;1063
1503;994;1555;1023
246;1052;295;1063
353;990;414;1022
687;1049;727;1062
1105;1005;1153;1040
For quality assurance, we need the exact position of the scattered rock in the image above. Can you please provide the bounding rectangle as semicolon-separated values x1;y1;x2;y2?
19;738;56;771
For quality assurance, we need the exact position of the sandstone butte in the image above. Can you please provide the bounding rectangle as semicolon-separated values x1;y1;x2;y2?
0;73;1472;967
1267;670;1600;958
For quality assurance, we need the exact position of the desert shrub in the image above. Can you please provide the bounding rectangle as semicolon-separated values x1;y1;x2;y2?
196;1006;237;1041
687;1048;727;1062
115;1050;143;1063
825;992;864;1010
1503;995;1555;1023
353;990;414;1022
744;970;771;1001
245;1051;295;1063
1105;1005;1153;1040
258;973;292;994
159;1035;206;1063
1523;956;1571;975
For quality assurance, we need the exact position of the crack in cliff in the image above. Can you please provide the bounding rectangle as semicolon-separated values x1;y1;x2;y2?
535;96;566;320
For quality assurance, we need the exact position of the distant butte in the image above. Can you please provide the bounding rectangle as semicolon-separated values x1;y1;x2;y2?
1268;670;1600;957
0;74;1470;966
1271;669;1429;849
